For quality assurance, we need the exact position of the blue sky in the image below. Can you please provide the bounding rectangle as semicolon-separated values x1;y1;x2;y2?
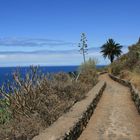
0;0;140;66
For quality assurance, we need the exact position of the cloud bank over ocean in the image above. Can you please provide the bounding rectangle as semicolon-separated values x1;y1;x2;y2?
0;37;128;66
0;38;76;50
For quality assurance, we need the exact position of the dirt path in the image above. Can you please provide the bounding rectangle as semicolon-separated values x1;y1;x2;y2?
78;74;140;140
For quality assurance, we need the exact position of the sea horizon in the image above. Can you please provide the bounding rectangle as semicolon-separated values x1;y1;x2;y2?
0;64;106;68
0;65;106;85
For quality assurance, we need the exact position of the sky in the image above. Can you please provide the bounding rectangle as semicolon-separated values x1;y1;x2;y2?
0;0;140;66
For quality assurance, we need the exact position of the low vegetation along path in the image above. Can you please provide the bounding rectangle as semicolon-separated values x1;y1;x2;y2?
78;74;140;140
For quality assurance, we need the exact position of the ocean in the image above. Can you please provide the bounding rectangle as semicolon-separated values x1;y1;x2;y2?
0;65;105;86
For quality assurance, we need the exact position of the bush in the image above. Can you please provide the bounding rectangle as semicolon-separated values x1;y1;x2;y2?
78;58;98;86
0;66;98;139
79;58;97;72
125;43;140;70
109;41;140;75
111;62;123;75
0;99;11;124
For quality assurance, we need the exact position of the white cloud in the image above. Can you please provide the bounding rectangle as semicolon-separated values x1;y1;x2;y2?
0;51;108;67
0;37;129;66
0;55;7;58
0;37;77;51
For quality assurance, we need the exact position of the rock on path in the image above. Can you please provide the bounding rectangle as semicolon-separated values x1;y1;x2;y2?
78;74;140;140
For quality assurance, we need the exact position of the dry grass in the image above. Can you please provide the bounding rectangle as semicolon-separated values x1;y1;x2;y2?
0;65;98;140
110;41;140;91
110;41;140;75
119;70;140;91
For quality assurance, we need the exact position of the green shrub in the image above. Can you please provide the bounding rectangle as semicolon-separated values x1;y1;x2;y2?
79;58;97;72
78;58;98;86
111;62;123;76
0;99;11;124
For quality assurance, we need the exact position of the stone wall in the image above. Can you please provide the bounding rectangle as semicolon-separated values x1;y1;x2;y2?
33;81;106;140
109;74;140;114
98;71;108;75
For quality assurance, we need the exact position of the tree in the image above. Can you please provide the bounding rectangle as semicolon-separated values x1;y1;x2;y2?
100;38;123;63
137;37;140;44
78;33;88;64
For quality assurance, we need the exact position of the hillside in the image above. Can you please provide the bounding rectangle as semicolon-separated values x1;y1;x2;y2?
111;39;140;90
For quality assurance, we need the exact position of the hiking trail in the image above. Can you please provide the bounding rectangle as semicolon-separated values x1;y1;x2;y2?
78;74;140;140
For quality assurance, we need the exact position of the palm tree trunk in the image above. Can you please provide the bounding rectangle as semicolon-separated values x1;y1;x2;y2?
110;55;114;63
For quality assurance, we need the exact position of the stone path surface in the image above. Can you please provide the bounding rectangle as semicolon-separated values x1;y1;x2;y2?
78;74;140;140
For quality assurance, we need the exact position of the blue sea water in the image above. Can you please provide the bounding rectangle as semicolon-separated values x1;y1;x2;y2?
0;66;79;85
0;65;105;86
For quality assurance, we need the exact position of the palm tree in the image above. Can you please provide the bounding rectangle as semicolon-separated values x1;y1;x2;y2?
137;37;140;44
100;38;123;63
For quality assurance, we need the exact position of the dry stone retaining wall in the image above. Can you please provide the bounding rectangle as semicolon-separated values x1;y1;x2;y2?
33;81;106;140
109;74;140;114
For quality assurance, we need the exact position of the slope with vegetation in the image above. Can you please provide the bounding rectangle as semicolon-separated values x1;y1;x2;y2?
110;39;140;90
0;59;98;140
